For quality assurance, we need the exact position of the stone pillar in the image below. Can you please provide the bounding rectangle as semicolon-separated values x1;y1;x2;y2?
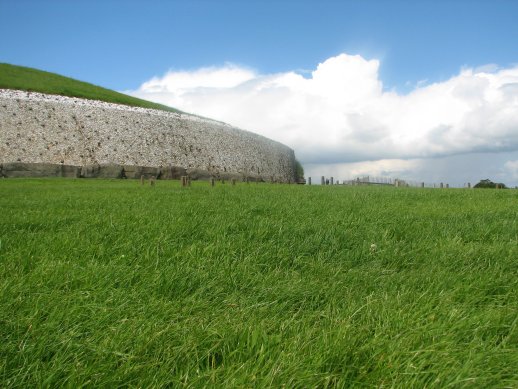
321;176;325;185
308;177;311;185
330;177;334;185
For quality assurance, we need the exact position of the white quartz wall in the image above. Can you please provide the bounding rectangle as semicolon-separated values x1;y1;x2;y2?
0;89;296;181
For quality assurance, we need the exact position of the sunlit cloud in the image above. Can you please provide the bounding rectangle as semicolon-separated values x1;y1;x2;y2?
127;53;518;185
504;160;518;180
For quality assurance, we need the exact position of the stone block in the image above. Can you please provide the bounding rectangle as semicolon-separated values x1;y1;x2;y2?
186;168;213;180
122;165;161;179
60;164;81;178
81;164;124;178
1;162;80;178
218;172;242;182
160;165;187;180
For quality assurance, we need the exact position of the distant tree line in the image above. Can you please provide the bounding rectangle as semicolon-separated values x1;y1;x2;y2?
474;179;507;189
295;159;304;183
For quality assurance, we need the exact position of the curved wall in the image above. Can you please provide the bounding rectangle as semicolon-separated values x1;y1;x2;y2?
0;89;296;182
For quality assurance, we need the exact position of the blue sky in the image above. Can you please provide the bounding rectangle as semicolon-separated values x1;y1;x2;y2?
2;0;518;185
2;0;517;91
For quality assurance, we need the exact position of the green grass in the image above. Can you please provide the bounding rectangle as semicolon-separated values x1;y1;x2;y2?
1;180;517;387
0;63;182;113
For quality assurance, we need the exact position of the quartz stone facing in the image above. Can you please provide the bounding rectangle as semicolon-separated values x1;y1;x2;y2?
0;89;296;182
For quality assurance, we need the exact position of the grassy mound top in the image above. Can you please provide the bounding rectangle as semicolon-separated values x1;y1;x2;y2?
0;63;182;113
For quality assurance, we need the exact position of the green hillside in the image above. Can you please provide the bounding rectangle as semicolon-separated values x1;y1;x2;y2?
0;63;182;113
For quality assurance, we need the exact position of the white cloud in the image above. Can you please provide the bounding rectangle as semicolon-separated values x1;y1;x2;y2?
504;160;518;180
126;53;518;186
304;159;419;182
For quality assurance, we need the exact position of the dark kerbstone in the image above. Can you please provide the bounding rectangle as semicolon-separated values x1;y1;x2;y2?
1;162;80;178
60;164;81;178
160;165;187;180
122;165;162;179
218;172;246;182
186;168;213;180
81;164;124;178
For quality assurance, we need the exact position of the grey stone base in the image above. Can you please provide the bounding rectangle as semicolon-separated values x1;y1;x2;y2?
1;162;80;178
81;164;124;179
0;162;267;182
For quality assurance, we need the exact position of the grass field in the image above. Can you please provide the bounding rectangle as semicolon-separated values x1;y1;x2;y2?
0;63;182;113
0;179;517;387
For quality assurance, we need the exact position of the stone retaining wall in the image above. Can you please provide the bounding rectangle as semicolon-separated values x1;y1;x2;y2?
0;89;296;182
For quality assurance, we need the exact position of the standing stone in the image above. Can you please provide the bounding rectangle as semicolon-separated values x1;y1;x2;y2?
308;177;311;185
330;177;334;185
321;176;325;185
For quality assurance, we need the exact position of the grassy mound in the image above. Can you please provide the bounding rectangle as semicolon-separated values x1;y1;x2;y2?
0;63;182;113
1;180;517;387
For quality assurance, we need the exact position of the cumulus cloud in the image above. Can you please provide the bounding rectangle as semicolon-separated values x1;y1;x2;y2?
504;160;518;180
302;152;518;187
126;53;518;185
304;159;419;183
